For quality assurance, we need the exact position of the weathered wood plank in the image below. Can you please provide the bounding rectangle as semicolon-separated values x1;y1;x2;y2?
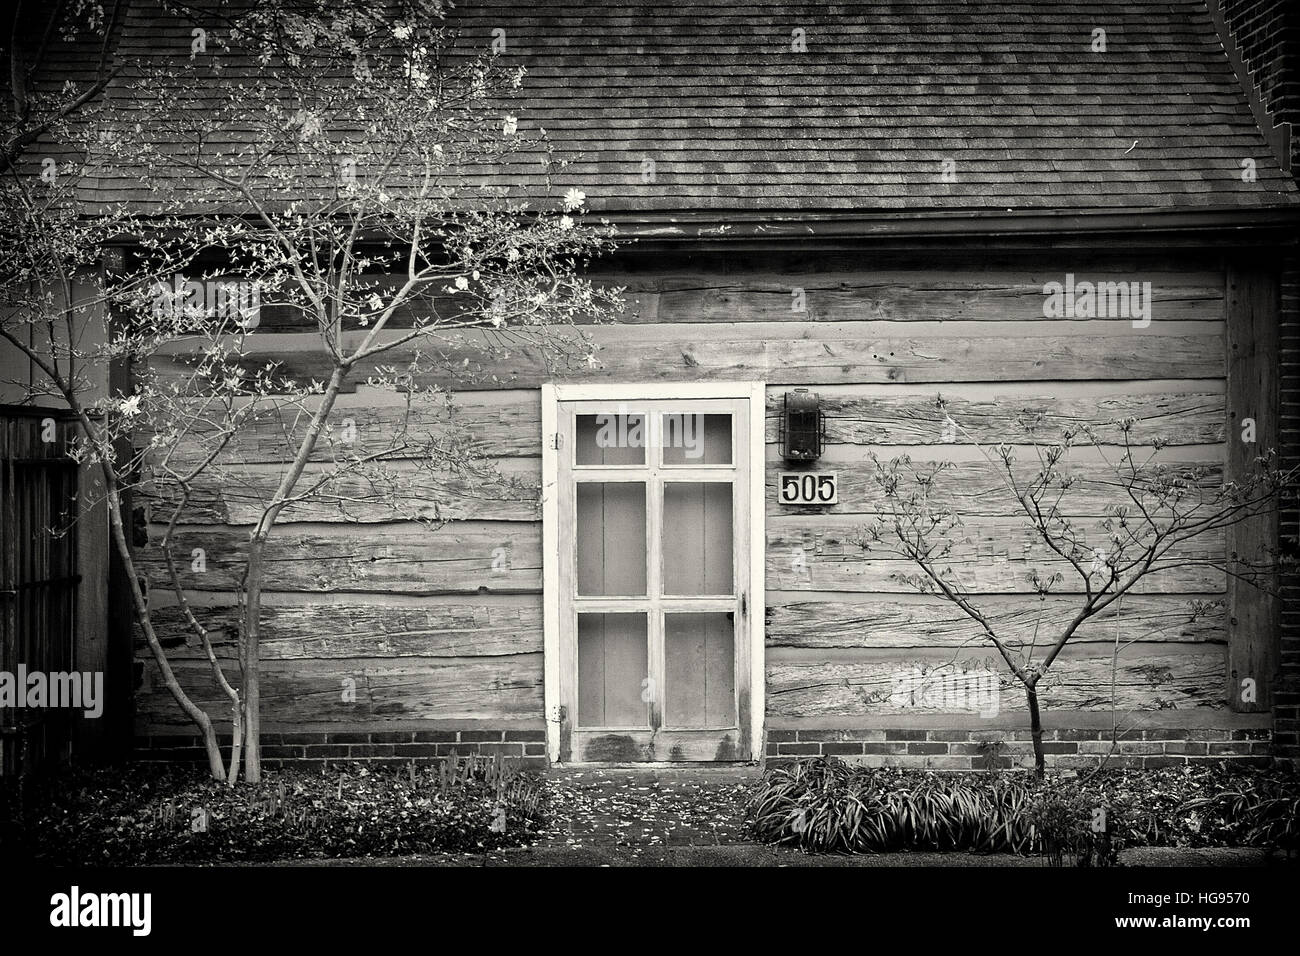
145;600;542;659
765;390;1226;446
135;655;543;723
141;459;541;523
765;460;1223;518
766;516;1226;594
74;462;111;755
139;522;542;594
766;648;1226;717
766;596;1226;649
574;729;748;762
1224;262;1280;712
144;325;1225;392
645;273;1222;324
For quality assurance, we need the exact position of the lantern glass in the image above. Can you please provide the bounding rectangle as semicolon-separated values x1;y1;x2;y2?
780;389;823;461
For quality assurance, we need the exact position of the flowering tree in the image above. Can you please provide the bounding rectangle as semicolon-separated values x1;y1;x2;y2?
862;399;1292;775
2;0;622;782
2;0;125;172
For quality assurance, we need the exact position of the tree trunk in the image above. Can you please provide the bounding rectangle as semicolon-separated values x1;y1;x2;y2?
105;484;226;779
241;540;265;783
237;367;347;783
1025;684;1046;777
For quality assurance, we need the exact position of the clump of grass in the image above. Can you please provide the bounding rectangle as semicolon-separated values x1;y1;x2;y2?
747;758;1038;855
748;757;1300;863
1179;775;1300;857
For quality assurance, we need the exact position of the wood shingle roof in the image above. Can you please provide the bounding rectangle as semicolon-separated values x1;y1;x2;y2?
66;0;1300;214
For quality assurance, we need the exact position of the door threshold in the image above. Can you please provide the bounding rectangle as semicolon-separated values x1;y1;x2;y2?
548;761;760;770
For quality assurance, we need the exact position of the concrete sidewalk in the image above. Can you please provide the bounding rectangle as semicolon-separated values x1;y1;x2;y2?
281;844;1280;867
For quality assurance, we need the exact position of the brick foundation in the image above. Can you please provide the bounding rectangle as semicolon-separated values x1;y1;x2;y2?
133;729;548;772
134;725;1284;772
763;727;1275;771
1282;256;1300;762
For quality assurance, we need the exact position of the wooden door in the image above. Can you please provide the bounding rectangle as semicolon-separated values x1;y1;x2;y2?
0;408;80;777
544;387;762;763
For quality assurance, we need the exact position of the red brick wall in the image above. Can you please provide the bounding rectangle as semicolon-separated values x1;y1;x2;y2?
1278;259;1300;759
1216;0;1299;169
133;729;548;772
764;727;1273;771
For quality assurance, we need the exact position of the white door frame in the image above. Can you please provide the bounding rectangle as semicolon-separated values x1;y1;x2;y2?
541;381;766;763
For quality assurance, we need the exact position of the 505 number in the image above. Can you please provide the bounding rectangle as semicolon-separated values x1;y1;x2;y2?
778;472;837;505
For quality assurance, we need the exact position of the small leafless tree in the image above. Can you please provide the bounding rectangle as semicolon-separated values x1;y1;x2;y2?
862;398;1293;775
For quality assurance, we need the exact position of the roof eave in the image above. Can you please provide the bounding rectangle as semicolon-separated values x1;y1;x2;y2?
595;205;1300;247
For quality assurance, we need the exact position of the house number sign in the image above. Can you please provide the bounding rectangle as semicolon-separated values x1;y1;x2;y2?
777;472;838;505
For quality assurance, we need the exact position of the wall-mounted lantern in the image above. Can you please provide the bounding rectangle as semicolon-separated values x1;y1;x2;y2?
779;388;824;461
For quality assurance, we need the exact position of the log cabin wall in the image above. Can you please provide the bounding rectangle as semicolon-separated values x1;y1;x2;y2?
131;245;1279;770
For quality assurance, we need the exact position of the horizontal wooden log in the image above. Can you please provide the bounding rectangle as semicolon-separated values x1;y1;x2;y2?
144;600;542;659
144;324;1225;392
250;265;1216;329
143;515;1222;596
141;459;541;523
767;516;1225;594
766;596;1226;649
765;460;1223;518
155;456;1219;525
151;391;541;466
643;272;1222;324
765;390;1225;446
766;648;1226;717
135;655;543;724
241;268;1224;329
140;522;542;594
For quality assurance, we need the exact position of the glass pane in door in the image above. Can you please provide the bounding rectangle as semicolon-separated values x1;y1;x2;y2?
660;416;733;468
575;413;645;465
664;612;735;727
576;481;647;595
662;482;733;595
578;612;649;727
661;413;732;465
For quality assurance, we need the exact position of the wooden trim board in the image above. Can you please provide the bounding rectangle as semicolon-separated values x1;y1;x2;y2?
541;381;766;762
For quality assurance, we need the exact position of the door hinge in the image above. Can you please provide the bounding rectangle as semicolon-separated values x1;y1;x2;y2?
549;433;563;450
741;592;747;616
